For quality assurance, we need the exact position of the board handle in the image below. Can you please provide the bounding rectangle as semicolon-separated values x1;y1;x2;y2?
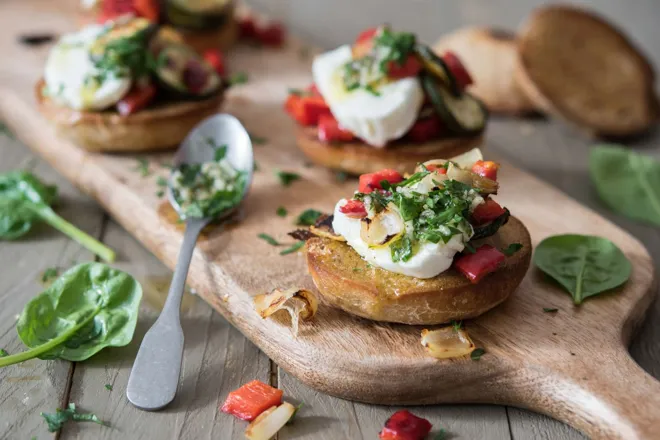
542;348;660;440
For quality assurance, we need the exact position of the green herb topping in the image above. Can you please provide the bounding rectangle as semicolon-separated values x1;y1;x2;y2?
135;158;150;177
258;233;281;246
170;152;247;220
296;209;323;226
533;234;632;305
502;243;523;256
0;348;8;357
276;206;288;217
341;26;416;93
280;241;305;255
104;384;113;391
41;403;106;432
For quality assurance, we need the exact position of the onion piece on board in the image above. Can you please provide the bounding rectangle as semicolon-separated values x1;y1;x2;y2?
245;402;296;440
420;326;476;359
253;287;319;336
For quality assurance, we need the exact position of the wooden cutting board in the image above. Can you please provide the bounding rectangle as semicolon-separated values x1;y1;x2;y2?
1;1;659;439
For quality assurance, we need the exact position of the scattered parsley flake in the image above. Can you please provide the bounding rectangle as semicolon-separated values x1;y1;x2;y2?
543;308;559;313
463;242;476;254
471;348;486;361
40;403;106;433
276;170;301;187
276;206;288;217
296;209;322;226
135;158;150;177
41;267;59;284
502;243;523;256
228;72;249;86
249;132;267;145
156;176;168;187
258;233;281;246
451;320;463;332
156;190;165;198
280;241;305;255
0;348;8;357
214;144;228;161
104;384;113;391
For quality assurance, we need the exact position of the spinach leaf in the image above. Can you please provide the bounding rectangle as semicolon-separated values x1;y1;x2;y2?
0;263;142;367
0;171;115;261
590;145;660;226
41;403;106;432
533;234;631;305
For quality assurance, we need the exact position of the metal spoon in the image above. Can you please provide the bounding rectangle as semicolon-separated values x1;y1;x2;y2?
126;114;253;411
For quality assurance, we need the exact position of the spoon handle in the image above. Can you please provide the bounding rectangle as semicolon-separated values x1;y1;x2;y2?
127;218;208;411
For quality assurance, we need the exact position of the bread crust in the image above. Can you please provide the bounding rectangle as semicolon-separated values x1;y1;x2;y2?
306;216;532;325
35;79;224;152
295;125;484;175
515;5;658;137
433;27;536;115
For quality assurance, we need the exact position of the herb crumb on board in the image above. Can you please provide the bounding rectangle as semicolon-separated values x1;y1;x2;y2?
40;403;106;432
134;158;150;177
470;348;485;361
543;307;558;313
280;241;305;255
276;170;301;187
296;209;322;226
276;206;288;217
257;233;281;246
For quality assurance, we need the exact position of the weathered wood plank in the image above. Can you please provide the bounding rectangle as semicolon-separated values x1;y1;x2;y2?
0;132;106;440
278;369;512;440
61;219;272;440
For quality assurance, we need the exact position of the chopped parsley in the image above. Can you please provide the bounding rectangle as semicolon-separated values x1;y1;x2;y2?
258;233;281;246
41;267;59;284
451;320;463;332
228;72;249;86
296;209;322;226
280;241;305;255
276;206;288;217
156;190;165;198
276;171;301;187
0;348;8;357
156;176;168;187
104;384;113;391
286;403;304;425
135;158;150;177
502;243;523;256
470;348;486;361
41;403;106;433
249;132;267;145
543;308;559;313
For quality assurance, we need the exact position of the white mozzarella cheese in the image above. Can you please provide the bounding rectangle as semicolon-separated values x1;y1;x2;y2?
44;25;131;111
312;45;424;147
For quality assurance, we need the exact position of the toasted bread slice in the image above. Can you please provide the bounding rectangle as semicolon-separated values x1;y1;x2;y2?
36;79;224;152
296;125;484;175
515;5;658;137
433;27;536;115
306;216;531;325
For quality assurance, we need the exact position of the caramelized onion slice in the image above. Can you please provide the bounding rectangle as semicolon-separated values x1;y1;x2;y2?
253;287;319;336
415;148;484;173
360;204;405;247
420;327;476;359
446;162;498;195
245;402;296;440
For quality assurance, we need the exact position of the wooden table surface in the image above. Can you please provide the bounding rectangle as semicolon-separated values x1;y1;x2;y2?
2;1;660;439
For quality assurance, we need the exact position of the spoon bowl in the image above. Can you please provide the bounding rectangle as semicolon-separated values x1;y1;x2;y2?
127;113;254;411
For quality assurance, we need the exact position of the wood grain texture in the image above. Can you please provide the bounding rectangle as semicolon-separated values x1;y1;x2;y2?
1;1;659;439
61;220;271;440
0;132;105;440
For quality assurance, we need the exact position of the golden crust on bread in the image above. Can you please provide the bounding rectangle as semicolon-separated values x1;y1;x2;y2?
515;5;658;137
35;79;224;152
295;125;484;175
433;27;536;115
306;216;531;325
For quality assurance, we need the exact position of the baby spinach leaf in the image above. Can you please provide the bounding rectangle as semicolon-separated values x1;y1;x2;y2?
590;145;660;226
0;171;115;261
0;263;142;367
533;234;631;305
41;403;106;432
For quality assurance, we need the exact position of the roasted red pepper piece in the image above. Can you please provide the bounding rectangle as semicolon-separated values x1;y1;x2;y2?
454;244;506;284
472;160;499;181
116;83;156;116
359;169;404;194
339;199;368;218
318;114;354;143
257;22;285;47
387;55;423;79
471;198;506;225
98;0;135;22
425;164;447;174
442;51;473;90
352;26;379;58
406;116;444;143
378;410;432;440
285;93;331;126
203;49;226;76
220;380;283;421
133;0;159;22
